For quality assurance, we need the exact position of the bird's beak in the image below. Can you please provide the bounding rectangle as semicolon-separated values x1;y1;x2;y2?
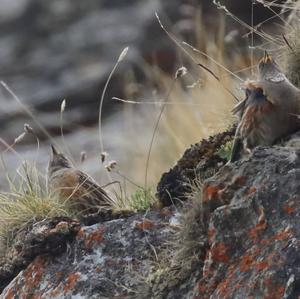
261;50;273;64
51;144;58;155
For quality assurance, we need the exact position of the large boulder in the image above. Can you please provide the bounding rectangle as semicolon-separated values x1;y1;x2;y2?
0;208;177;298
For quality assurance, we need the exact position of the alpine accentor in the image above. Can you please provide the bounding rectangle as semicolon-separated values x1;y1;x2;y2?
48;145;112;214
230;52;300;162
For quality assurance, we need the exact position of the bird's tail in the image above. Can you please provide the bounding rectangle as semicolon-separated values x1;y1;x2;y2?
229;137;243;163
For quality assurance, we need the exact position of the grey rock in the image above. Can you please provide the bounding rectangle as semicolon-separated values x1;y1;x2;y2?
1;209;176;298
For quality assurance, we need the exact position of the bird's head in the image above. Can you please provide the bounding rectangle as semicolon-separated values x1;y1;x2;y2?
48;145;71;174
258;51;283;81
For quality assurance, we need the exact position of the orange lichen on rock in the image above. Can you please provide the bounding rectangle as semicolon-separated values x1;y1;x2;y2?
216;264;242;298
249;220;267;241
254;260;269;271
245;186;257;196
263;278;285;299
217;278;231;297
2;287;15;299
77;227;86;238
283;201;295;215
273;229;292;241
233;176;247;187
49;286;62;298
63;272;81;293
239;254;254;272
203;185;220;202
136;219;155;231
23;256;47;288
249;209;267;242
238;248;269;273
84;226;105;249
210;243;230;263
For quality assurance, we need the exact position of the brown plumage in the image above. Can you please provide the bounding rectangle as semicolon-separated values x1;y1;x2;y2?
48;145;112;214
230;52;300;162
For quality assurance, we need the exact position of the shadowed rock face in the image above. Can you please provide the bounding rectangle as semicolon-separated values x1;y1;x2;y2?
156;127;235;206
2;131;300;298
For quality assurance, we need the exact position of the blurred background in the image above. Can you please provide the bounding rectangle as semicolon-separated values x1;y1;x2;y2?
0;0;292;193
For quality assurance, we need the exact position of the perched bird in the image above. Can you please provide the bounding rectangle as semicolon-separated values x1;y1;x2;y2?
48;145;112;214
230;52;300;162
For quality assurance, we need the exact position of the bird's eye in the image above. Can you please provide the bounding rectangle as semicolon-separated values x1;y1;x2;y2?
256;88;264;96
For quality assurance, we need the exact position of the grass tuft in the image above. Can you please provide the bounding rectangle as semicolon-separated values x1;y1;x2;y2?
143;180;207;297
217;140;233;161
109;187;156;212
129;188;156;211
0;163;75;257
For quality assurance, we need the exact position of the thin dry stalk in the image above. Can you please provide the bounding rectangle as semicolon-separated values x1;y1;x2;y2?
144;78;177;188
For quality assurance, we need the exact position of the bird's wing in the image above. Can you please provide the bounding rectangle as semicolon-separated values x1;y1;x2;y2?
76;170;112;205
232;98;247;118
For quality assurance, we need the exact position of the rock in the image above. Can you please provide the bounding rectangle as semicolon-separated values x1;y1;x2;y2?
0;217;80;294
2;130;300;298
1;208;176;298
156;127;235;206
193;134;300;298
150;131;300;298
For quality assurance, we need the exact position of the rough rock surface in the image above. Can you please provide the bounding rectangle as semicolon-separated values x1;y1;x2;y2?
0;217;80;294
193;136;300;298
1;208;177;298
156;127;235;206
1;131;300;298
157;132;300;299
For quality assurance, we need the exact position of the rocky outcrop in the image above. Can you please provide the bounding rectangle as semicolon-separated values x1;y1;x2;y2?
149;131;300;298
193;134;300;298
156;127;235;206
2;131;300;298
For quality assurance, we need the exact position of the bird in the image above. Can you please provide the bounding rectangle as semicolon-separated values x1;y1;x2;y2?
230;51;300;162
48;145;112;214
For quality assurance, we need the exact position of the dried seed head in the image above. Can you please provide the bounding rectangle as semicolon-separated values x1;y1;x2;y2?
108;160;117;169
14;132;26;144
24;123;34;134
60;99;66;113
101;152;108;163
175;66;187;79
80;151;87;163
105;160;117;172
118;47;129;62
